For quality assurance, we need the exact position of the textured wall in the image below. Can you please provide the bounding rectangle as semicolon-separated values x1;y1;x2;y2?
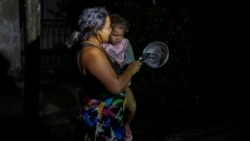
0;0;21;75
25;0;41;43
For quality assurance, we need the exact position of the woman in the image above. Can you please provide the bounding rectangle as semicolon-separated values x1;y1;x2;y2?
65;7;142;141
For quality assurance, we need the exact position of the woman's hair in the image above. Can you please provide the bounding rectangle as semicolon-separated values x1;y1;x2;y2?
110;13;129;33
65;7;108;49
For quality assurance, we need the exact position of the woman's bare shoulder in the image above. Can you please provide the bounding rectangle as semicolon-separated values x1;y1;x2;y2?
81;46;104;56
80;46;107;66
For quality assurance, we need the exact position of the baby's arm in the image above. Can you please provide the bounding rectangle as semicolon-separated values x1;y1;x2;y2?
123;40;135;66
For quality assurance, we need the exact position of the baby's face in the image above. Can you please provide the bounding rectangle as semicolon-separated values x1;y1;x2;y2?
109;26;124;45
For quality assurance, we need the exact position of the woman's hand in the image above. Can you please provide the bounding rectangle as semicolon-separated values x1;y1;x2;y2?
126;60;142;75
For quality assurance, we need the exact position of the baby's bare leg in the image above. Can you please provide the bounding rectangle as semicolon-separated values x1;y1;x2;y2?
125;86;136;121
124;86;136;139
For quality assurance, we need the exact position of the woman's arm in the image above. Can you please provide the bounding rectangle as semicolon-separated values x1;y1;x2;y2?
80;46;141;94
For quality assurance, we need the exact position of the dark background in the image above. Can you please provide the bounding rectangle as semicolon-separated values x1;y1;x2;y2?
1;0;246;141
53;0;244;118
47;0;246;138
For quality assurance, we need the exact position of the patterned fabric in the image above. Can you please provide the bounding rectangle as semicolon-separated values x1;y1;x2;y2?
79;93;127;141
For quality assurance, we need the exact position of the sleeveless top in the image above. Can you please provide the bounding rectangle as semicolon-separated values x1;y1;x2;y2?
77;43;127;141
78;43;123;100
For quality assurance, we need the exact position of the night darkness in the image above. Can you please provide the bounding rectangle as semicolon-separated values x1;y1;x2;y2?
1;0;246;141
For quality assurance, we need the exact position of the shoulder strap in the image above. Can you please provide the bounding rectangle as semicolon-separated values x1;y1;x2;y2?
80;42;108;56
77;42;120;74
77;43;97;74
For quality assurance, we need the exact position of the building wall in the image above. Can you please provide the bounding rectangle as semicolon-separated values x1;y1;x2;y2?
0;0;22;75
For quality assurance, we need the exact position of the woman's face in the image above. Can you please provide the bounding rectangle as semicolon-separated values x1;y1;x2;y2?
109;26;124;45
99;16;112;43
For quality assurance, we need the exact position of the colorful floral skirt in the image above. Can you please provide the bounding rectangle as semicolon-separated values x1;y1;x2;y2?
78;93;127;141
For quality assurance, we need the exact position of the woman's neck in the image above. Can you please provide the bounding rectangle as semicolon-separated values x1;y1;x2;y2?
83;37;101;48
